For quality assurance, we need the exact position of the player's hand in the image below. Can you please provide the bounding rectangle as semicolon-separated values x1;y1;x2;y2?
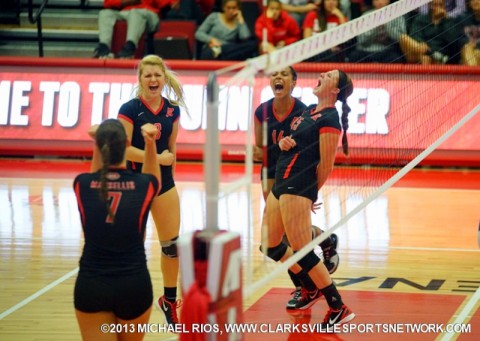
158;149;174;166
311;201;323;214
253;145;263;162
141;123;157;144
88;124;99;140
279;135;296;151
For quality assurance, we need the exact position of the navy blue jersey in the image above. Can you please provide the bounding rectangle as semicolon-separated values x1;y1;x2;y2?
118;97;180;191
73;168;159;276
274;105;341;200
254;98;307;179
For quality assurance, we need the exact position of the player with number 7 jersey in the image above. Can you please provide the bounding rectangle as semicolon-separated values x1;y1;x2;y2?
73;119;160;341
74;168;159;274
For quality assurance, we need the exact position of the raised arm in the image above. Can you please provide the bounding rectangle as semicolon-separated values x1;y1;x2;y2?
141;123;161;184
88;124;102;173
167;120;179;175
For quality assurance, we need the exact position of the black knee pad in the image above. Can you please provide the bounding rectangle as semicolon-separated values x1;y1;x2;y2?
260;242;288;262
297;250;321;273
161;236;178;258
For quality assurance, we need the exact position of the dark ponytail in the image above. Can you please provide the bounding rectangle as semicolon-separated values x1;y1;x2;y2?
341;101;351;156
99;144;115;223
95;119;127;224
337;70;353;156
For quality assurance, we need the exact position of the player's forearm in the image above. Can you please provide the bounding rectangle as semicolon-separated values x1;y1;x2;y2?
143;141;160;180
316;162;334;191
126;145;148;164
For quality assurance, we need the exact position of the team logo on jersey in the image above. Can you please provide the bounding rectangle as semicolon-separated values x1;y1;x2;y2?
107;172;120;180
166;107;174;117
290;116;304;131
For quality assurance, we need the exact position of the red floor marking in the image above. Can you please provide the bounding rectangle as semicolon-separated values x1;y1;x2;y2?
459;307;480;341
243;288;478;340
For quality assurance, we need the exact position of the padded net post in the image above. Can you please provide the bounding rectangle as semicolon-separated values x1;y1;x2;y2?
205;72;220;232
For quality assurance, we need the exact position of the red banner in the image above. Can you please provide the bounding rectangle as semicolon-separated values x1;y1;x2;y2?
1;58;479;165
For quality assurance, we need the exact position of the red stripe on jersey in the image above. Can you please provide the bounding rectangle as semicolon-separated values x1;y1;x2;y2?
74;181;86;225
283;153;299;179
138;182;156;233
140;96;163;115
117;114;133;124
319;127;341;135
273;100;295;122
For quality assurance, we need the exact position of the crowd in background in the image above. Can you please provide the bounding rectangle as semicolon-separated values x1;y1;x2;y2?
93;0;480;66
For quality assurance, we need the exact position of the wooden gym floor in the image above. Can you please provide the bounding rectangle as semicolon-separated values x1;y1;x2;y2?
0;158;479;341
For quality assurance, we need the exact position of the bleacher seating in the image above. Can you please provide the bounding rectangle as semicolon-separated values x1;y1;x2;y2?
153;20;197;60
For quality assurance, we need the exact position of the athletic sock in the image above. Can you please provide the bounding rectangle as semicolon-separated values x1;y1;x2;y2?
320;283;343;310
164;287;177;302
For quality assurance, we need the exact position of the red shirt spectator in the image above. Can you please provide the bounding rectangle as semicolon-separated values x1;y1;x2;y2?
255;0;301;54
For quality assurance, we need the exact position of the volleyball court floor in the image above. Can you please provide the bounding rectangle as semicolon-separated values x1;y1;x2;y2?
0;158;479;341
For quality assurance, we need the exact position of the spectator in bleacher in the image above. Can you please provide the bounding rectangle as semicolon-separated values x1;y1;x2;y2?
459;0;480;65
279;0;320;28
195;0;258;60
303;0;348;62
399;0;461;64
255;0;301;54
417;0;466;18
348;0;406;63
94;0;165;59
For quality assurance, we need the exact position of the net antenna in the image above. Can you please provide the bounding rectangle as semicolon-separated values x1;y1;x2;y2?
204;72;220;232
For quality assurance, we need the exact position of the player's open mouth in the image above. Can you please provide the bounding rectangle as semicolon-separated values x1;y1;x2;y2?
149;85;159;91
274;83;284;91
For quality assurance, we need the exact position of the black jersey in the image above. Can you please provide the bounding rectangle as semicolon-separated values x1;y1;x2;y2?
73;168;159;276
118;96;180;191
274;105;341;201
254;98;307;179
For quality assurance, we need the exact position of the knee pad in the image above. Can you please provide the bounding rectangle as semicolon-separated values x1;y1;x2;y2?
297;250;321;273
161;236;178;258
260;242;287;262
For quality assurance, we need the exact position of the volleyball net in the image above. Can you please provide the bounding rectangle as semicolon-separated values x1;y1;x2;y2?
194;0;480;313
